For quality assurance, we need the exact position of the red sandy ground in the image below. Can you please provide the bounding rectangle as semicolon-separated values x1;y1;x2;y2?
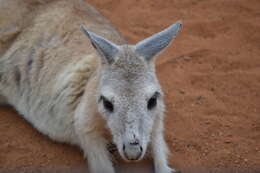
1;0;260;173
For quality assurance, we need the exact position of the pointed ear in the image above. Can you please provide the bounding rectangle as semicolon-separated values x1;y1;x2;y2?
80;25;119;64
135;21;182;61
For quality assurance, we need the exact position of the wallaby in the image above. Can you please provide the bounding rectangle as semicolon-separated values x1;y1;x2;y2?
0;0;182;173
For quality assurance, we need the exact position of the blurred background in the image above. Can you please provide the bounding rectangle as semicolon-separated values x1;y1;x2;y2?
0;0;260;173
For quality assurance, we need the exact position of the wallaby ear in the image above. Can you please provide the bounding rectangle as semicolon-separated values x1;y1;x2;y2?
135;21;182;61
80;25;119;64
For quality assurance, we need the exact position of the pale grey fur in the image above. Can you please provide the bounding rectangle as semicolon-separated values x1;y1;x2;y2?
0;0;182;173
135;21;182;60
80;25;119;64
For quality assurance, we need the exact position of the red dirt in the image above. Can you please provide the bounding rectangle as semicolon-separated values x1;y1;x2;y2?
1;0;260;173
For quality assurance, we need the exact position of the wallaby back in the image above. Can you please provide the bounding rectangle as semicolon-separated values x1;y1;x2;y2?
0;0;125;142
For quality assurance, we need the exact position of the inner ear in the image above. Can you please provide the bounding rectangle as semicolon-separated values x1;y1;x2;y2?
135;21;182;61
80;25;119;64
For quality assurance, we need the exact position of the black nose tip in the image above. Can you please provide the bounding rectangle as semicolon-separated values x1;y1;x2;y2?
129;139;140;146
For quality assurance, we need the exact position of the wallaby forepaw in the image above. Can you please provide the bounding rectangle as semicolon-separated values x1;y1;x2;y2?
171;167;181;173
157;166;181;173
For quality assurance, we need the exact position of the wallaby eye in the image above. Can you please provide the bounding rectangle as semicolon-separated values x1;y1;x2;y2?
147;92;159;110
100;96;114;112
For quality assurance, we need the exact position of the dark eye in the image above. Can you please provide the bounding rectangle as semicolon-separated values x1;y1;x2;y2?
147;92;159;110
101;96;114;112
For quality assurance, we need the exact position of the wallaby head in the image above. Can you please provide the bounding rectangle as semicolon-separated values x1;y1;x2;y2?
81;21;182;162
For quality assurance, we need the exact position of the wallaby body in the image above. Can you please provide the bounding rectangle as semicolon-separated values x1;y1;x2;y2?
0;0;125;143
0;0;182;173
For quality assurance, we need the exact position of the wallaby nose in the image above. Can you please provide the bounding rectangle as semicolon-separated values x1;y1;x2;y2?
123;144;143;161
129;138;140;146
121;133;143;160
